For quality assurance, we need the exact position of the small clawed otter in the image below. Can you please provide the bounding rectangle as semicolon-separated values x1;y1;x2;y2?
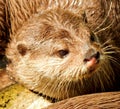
5;0;120;102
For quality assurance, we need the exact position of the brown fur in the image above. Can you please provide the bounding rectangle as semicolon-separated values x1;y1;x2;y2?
45;91;120;109
0;0;9;55
1;0;120;103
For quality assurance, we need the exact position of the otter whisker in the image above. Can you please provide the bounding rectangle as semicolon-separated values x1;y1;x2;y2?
66;79;72;98
103;51;118;55
106;55;120;67
61;77;71;99
76;67;82;79
54;80;63;100
100;38;113;48
94;0;113;32
102;44;120;55
69;68;81;95
95;18;115;34
71;67;79;79
47;77;60;99
97;61;114;90
104;48;120;53
102;45;114;51
104;66;114;85
54;76;66;99
96;72;105;91
49;70;63;97
92;73;100;91
102;45;120;51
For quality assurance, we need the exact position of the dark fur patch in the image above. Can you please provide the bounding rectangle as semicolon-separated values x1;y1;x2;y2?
17;44;27;56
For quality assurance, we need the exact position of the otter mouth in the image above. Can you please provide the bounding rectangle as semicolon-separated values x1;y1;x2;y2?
30;90;59;103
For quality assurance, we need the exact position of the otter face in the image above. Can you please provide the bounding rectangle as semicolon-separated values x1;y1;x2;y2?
6;9;119;100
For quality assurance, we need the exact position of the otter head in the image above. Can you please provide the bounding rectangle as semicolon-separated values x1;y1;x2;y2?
6;8;119;100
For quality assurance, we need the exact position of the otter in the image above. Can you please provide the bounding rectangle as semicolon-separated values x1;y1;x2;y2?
2;0;120;108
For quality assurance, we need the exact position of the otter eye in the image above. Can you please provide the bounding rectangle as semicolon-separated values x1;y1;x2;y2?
57;49;69;58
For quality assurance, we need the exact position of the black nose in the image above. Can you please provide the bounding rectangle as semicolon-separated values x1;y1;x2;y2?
93;52;100;60
83;49;100;62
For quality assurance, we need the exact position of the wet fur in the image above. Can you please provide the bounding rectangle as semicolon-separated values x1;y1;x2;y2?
2;0;120;103
46;91;120;109
0;0;9;55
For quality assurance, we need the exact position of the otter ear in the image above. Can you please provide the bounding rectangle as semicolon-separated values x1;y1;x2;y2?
17;44;28;56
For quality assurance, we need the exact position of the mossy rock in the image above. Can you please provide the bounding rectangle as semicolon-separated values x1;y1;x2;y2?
0;84;52;109
0;84;26;109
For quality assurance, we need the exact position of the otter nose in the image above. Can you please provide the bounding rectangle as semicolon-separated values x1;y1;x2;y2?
83;49;100;63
